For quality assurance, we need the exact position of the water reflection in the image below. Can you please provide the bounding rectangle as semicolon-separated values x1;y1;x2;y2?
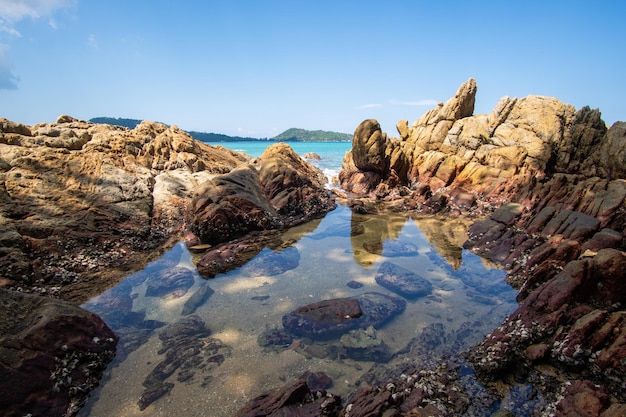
79;205;517;417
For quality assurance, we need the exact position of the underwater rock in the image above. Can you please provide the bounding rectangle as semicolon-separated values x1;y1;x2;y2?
139;315;230;410
340;326;392;362
282;297;364;340
352;292;407;329
181;283;214;315
374;261;433;299
257;326;294;348
145;266;195;298
346;280;364;289
241;246;300;276
299;371;333;390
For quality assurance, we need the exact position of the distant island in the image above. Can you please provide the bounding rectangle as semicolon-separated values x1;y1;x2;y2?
89;117;352;142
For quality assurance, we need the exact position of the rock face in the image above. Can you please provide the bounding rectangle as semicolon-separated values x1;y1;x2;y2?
0;115;248;302
0;288;117;417
188;142;335;246
336;79;626;414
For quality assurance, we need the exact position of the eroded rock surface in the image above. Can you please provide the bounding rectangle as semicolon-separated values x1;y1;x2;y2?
333;78;626;415
0;115;248;302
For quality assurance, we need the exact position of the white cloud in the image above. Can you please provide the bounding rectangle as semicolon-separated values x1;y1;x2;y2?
0;0;75;90
358;103;382;109
0;43;19;89
389;99;439;107
0;0;75;21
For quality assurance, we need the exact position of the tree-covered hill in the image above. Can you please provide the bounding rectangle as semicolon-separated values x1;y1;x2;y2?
272;128;351;142
89;117;351;142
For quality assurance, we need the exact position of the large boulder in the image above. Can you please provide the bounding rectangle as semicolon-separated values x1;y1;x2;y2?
0;288;117;417
188;142;335;245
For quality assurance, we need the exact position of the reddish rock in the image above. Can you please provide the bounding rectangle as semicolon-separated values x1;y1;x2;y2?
0;289;117;417
555;380;610;417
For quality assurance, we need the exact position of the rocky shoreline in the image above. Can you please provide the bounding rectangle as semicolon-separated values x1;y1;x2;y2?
1;78;624;416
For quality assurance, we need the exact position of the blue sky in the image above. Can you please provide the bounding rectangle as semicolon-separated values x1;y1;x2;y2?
1;1;624;137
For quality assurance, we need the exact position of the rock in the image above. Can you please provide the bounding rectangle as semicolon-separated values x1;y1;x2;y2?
145;266;195;299
302;152;321;160
282;297;364;340
340;326;393;362
0;116;248;302
181;283;214;315
189;142;335;245
374;261;433;299
299;371;333;390
0;288;117;417
282;292;406;340
235;379;342;417
139;315;230;410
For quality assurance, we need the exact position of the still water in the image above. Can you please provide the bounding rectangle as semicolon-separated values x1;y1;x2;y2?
79;204;517;417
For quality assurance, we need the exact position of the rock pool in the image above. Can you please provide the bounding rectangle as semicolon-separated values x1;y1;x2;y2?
79;204;517;416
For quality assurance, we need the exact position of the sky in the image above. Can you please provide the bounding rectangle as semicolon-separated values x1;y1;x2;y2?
0;1;624;138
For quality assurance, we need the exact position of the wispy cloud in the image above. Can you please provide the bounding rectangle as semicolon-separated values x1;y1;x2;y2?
358;103;382;109
87;34;98;48
389;99;439;106
0;0;75;90
0;43;19;90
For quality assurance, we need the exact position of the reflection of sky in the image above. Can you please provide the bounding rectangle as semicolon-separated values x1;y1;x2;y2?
80;205;518;417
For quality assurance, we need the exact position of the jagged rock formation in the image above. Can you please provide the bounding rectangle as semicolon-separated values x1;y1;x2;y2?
0;115;248;302
337;78;625;415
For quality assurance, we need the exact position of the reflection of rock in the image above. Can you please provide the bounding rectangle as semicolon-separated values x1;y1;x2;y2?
195;230;284;278
340;326;392;362
0;289;117;417
145;267;195;299
241;246;300;276
414;217;470;269
375;261;433;299
139;315;230;411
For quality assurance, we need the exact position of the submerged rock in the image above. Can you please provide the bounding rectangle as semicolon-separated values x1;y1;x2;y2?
181;283;214;315
374;261;433;299
139;315;230;411
282;292;406;340
241;246;300;277
340;326;392;362
145;266;195;299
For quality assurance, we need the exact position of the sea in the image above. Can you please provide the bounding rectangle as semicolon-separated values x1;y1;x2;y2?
78;141;521;417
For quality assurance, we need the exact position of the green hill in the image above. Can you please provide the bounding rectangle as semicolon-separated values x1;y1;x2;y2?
272;128;351;142
89;118;351;142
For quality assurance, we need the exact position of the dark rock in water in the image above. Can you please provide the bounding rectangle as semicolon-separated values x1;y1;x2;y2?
374;261;433;299
181;283;215;315
299;371;332;390
0;288;117;417
282;298;364;340
347;280;364;289
257;326;294;348
139;315;230;410
138;382;174;411
241;246;300;277
340;326;392;362
235;379;341;417
282;292;405;341
352;292;406;328
145;267;195;298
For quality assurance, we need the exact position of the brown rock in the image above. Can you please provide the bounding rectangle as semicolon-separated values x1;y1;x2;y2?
0;288;117;417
